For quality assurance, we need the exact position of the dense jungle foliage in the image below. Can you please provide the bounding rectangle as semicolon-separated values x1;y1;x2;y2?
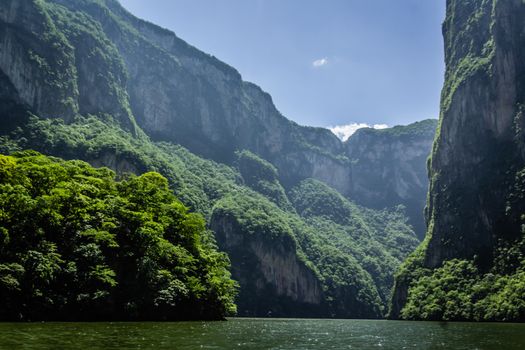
0;152;237;321
393;168;525;322
0;116;419;318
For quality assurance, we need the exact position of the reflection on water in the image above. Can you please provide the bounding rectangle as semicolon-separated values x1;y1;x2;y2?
0;318;524;350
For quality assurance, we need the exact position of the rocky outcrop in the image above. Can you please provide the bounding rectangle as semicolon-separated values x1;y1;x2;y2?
391;0;525;319
88;151;139;175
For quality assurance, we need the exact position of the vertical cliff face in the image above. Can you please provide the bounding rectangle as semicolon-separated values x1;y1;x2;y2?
42;0;435;214
120;19;356;194
210;212;323;317
0;0;78;122
0;0;138;132
391;0;525;321
346;120;437;238
426;0;525;266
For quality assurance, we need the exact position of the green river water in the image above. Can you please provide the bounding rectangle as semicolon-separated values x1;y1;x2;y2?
0;318;523;349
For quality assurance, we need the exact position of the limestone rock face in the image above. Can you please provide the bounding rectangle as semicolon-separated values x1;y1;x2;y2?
424;0;525;266
88;151;139;175
115;16;353;193
390;0;525;319
210;211;323;317
0;0;138;131
0;0;78;121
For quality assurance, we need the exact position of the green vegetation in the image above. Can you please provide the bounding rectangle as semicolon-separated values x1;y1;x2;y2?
0;115;242;217
399;242;525;321
289;179;419;306
0;152;236;321
394;165;525;322
236;150;293;211
0;115;419;318
211;191;384;318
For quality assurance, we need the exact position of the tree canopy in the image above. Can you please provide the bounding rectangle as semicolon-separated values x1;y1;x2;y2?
0;152;237;321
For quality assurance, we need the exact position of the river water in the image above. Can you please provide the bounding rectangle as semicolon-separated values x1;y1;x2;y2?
1;318;524;349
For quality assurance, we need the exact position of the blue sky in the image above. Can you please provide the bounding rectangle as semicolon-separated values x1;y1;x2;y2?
119;0;446;136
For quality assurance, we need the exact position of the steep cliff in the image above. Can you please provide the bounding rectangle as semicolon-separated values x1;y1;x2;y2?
45;0;351;193
391;0;525;322
0;0;77;122
0;0;136;131
210;195;325;317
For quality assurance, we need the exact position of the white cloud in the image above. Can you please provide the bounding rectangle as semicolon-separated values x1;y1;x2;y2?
312;57;328;67
329;123;389;141
373;123;389;130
